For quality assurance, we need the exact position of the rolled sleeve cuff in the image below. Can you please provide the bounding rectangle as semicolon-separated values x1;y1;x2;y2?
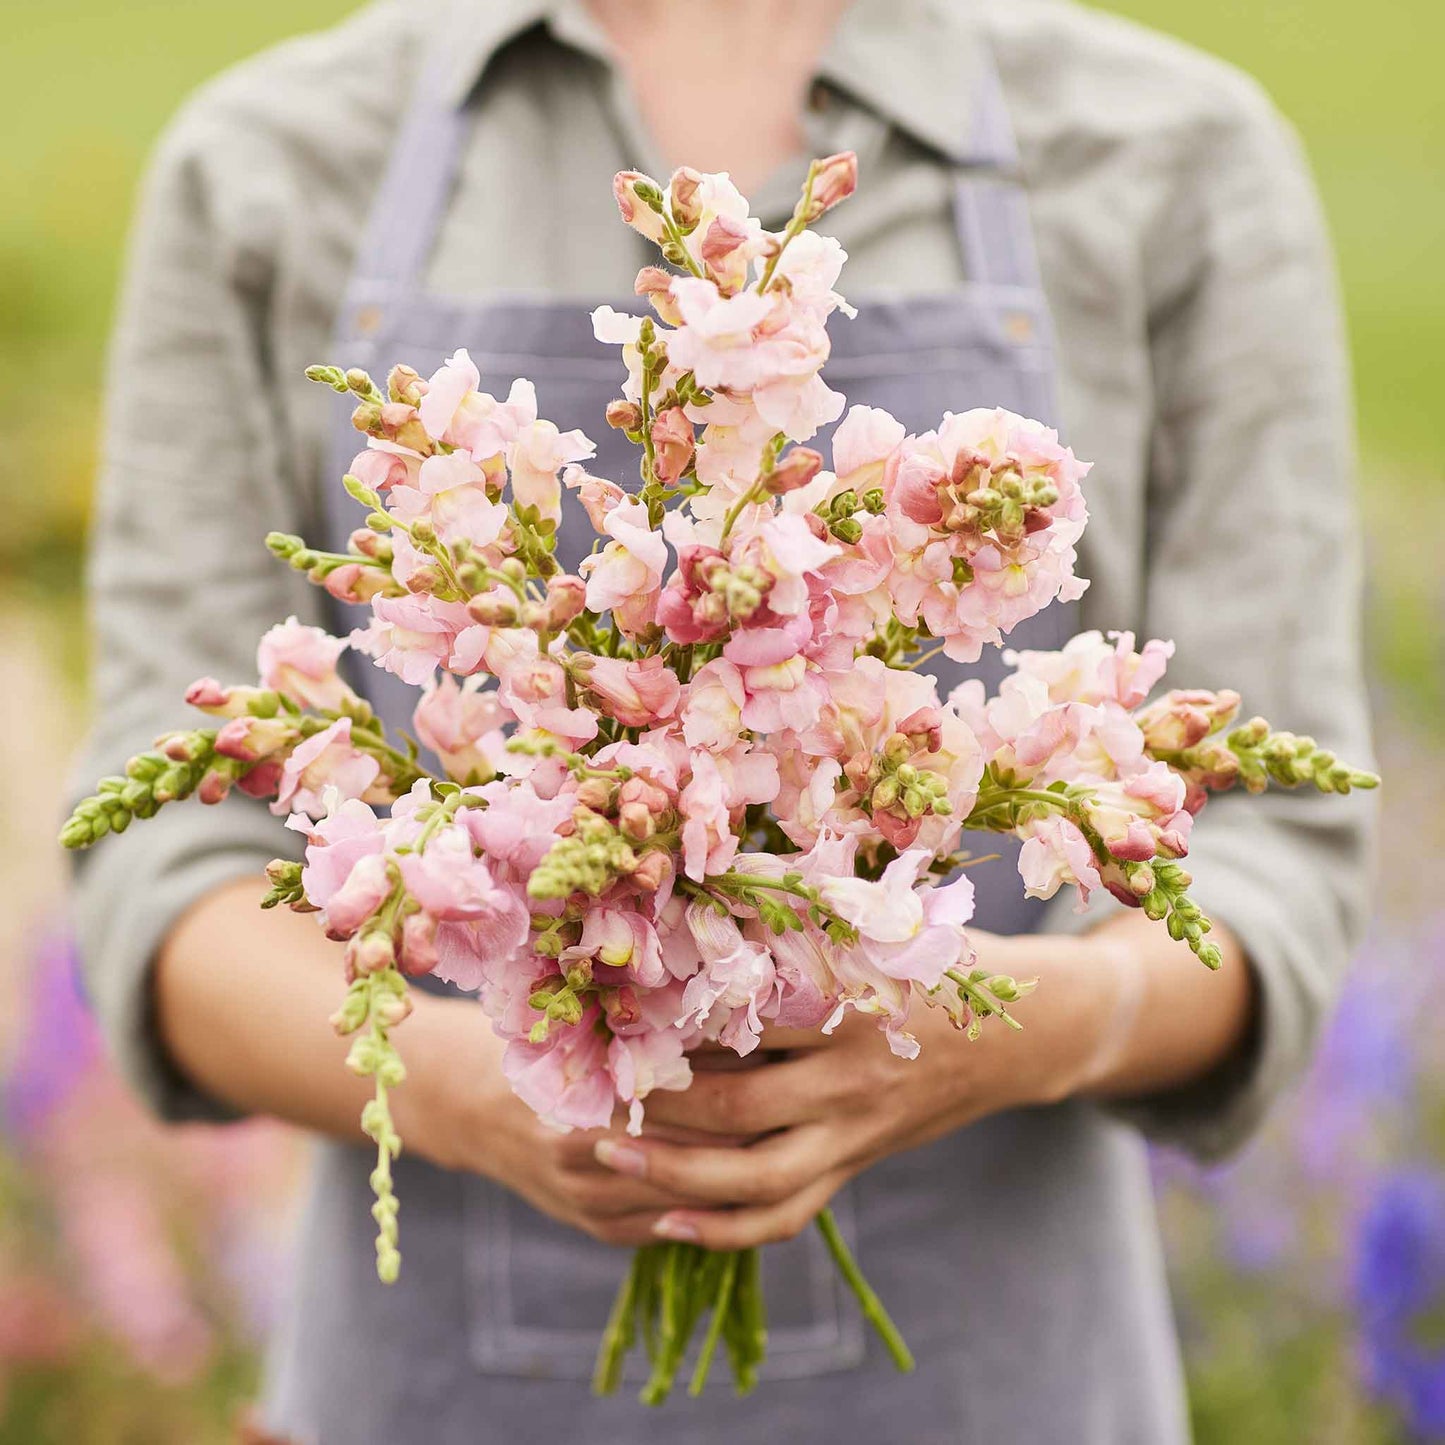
68;796;302;1123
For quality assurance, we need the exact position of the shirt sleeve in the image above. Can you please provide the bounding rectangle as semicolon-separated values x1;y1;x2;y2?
1048;84;1378;1161
68;97;320;1122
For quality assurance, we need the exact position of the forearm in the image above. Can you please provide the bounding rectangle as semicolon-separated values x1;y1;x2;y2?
154;876;481;1153
987;911;1254;1109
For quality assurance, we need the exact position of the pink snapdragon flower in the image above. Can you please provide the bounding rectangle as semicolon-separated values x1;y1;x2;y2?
257;618;356;712
579;656;680;729
681;658;748;752
412;674;508;783
509;412;595;526
351;595;482;686
271;718;380;818
503;1010;616;1132
1018;814;1103;909
561;909;667;989
286;794;387;930
1007;631;1174;709
418;351;534;462
679;902;776;1055
608;1029;692;1134
680;751;738;882
817;849;974;987
880;408;1090;661
580;496;667;637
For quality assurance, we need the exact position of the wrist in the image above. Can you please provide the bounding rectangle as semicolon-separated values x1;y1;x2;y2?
388;993;512;1177
974;930;1144;1110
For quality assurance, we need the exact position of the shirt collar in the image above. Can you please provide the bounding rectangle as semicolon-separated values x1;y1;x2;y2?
438;0;985;163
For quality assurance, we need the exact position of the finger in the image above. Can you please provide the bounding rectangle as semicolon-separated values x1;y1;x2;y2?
563;1166;712;1217
550;1121;760;1176
641;1053;831;1135
584;1211;672;1248
650;1169;851;1251
596;1125;839;1207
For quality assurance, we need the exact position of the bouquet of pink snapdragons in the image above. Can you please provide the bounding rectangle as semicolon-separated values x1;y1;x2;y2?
63;153;1375;1403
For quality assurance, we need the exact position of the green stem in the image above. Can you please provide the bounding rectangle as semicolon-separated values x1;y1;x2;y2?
592;1249;642;1396
815;1209;915;1374
945;967;1024;1032
689;1250;740;1396
969;786;1081;818
756;169;818;293
718;480;764;544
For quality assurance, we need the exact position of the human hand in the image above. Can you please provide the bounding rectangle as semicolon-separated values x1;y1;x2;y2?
394;998;751;1246
594;930;1135;1249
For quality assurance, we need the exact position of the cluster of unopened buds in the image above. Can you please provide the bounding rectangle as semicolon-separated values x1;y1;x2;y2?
64;153;1376;1404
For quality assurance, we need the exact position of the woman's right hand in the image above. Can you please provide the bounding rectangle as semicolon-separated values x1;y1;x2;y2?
396;997;732;1247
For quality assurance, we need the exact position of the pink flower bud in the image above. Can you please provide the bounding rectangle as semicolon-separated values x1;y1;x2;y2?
323;562;392;605
544;575;587;630
573;776;618;812
348;527;389;561
618;801;656;841
374;988;413;1027
764;446;824;495
895;706;944;755
633;265;683;326
1135;689;1243;752
605;398;644;432
236;758;284;799
213;715;294;763
159;732;201;763
699;215;754;294
617;775;672;818
346;930;396;977
467;589;520;627
601;985;643;1029
386;363;426;406
630;850;671;893
668;166;705;232
398;912;439;977
802;151;858;222
187;677;273;719
650;406;695;486
197;769;233;805
613;171;667;243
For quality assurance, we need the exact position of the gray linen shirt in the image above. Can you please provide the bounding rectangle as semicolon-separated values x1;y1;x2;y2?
73;0;1376;1160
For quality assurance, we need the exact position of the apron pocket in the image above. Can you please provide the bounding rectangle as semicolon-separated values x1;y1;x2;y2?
461;1176;866;1381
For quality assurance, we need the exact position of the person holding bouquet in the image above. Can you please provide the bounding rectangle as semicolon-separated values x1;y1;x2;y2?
71;1;1375;1440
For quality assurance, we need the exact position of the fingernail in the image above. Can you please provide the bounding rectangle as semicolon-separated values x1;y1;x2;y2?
594;1139;649;1179
653;1214;700;1243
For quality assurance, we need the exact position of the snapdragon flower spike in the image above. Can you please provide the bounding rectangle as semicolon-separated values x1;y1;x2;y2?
63;154;1379;1403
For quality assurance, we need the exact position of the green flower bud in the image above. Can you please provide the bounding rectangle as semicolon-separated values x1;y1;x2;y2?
1142;890;1170;922
871;776;901;810
304;363;350;393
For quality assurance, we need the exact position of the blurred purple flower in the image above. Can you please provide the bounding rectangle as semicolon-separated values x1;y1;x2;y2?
3;927;100;1142
1353;1167;1445;1438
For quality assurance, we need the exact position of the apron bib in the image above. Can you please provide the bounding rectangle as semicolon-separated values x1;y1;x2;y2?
261;30;1187;1445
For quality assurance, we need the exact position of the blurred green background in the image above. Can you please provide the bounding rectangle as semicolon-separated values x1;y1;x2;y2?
0;2;1441;1441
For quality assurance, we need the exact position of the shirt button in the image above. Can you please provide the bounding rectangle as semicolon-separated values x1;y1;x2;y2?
355;305;384;336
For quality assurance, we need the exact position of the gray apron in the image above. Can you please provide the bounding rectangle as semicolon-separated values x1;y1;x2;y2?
261;37;1189;1445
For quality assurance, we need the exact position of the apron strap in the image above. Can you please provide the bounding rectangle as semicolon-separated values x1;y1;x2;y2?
950;45;1050;299
338;41;471;346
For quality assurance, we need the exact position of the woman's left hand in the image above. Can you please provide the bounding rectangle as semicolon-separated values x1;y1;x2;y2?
593;929;1135;1250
